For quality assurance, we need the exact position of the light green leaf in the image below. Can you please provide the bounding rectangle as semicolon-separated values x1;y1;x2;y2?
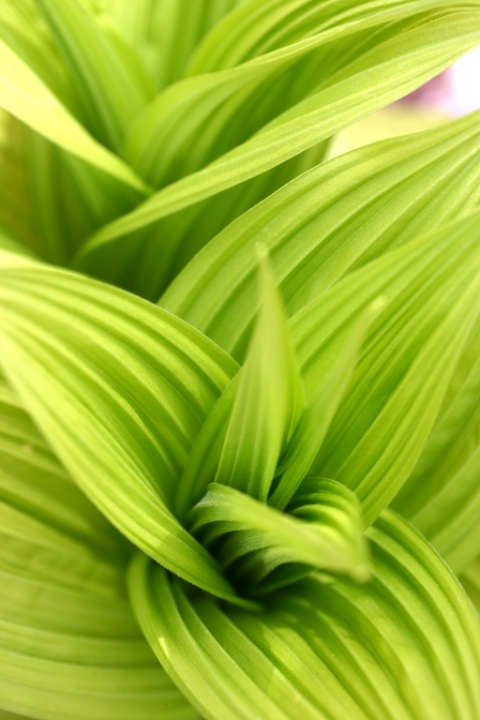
125;0;470;188
189;480;370;594
215;254;304;501
0;373;198;720
100;0;245;90
162;110;480;360
33;0;154;151
393;319;480;572
0;0;77;110
0;251;249;604
76;3;480;294
270;305;378;510
179;211;480;527
0;37;149;192
293;211;480;524
130;510;480;720
187;0;463;73
27;129;142;265
179;292;373;518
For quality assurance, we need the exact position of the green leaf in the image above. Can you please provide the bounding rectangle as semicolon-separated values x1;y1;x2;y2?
179;211;480;526
0;227;34;258
0;0;77;110
33;0;154;151
189;480;370;594
76;3;480;295
0;36;149;192
460;556;480;616
270;305;377;510
162;110;480;360
130;510;480;720
215;253;304;501
100;0;245;90
0;373;198;720
0;251;251;605
292;211;480;524
0;112;38;254
26;129;142;265
178;292;374;518
393;319;480;572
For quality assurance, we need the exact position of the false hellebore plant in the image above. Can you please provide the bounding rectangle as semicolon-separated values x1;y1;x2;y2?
2;1;480;719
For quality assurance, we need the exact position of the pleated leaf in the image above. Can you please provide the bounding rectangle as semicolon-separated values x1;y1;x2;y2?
189;480;369;595
0;36;148;192
270;305;375;510
33;0;154;151
76;3;480;296
177;297;372;517
0;374;198;720
130;510;480;720
99;0;245;90
162;110;480;359
179;211;480;526
393;319;480;572
292;211;480;524
0;251;247;604
215;254;304;501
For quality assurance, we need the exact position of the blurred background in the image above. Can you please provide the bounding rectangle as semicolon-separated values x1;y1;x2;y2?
327;46;480;159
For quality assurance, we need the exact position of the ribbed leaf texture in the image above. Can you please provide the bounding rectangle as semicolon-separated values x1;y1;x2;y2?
1;1;480;718
130;511;480;720
0;372;198;720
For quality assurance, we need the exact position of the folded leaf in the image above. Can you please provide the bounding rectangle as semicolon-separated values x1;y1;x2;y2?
33;0;154;150
393;311;480;572
270;305;375;510
100;0;245;90
178;296;372;517
0;373;198;720
179;211;480;526
0;251;248;604
189;480;370;594
76;4;480;296
215;254;304;501
162;110;480;359
130;510;480;720
0;37;148;192
293;211;480;524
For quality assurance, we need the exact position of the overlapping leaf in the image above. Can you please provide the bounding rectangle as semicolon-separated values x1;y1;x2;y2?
178;210;480;526
76;2;480;297
0;251;247;603
26;129;142;265
460;555;480;615
97;0;245;90
293;212;480;524
189;480;369;595
162;110;480;359
214;254;304;502
0;373;198;720
33;0;154;151
130;510;480;720
392;318;480;571
0;36;148;191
